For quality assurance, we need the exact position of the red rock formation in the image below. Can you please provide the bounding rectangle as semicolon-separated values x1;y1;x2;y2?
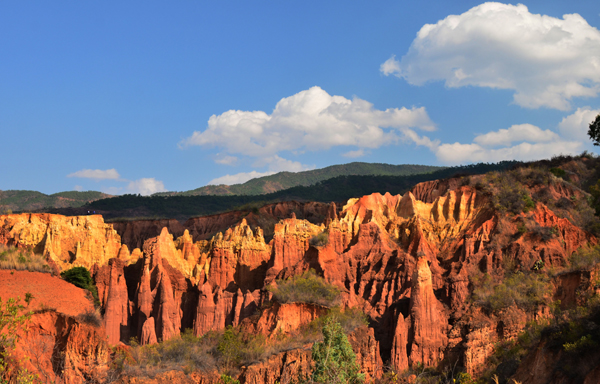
94;258;130;344
111;219;186;251
12;312;109;384
242;302;328;338
407;257;448;367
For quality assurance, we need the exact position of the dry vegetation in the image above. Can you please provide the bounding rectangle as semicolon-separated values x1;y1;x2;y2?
0;245;51;273
267;269;341;307
115;307;367;380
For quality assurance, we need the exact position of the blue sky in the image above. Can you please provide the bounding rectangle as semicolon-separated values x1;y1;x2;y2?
1;1;600;195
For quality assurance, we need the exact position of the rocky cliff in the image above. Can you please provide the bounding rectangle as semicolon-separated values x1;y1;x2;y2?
3;161;600;383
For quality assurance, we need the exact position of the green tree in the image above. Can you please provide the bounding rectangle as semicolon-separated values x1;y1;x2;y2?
0;297;36;384
587;114;600;146
217;326;242;373
310;317;363;384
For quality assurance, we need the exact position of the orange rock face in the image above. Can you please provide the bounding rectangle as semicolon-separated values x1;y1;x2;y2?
0;213;121;271
4;171;600;382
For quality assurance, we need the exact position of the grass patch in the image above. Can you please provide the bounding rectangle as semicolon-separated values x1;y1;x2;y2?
118;307;367;379
0;245;51;273
267;269;341;307
76;308;102;327
472;271;551;313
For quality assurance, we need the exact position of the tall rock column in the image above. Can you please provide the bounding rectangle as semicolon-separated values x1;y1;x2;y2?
408;257;448;367
101;258;130;345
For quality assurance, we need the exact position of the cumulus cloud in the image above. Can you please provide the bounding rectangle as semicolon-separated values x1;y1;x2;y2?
435;124;581;164
73;185;83;192
67;168;120;180
558;107;600;141
126;178;167;196
383;3;600;110
181;86;436;158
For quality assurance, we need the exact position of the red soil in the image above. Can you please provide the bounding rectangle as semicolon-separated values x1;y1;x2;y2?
0;270;94;317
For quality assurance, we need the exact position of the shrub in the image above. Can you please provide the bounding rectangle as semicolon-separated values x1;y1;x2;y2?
309;232;329;247
310;317;364;384
550;167;566;178
61;266;100;307
217;326;243;372
0;297;35;383
568;246;600;271
527;223;558;242
473;272;551;313
267;269;341;307
76;308;102;327
495;186;535;215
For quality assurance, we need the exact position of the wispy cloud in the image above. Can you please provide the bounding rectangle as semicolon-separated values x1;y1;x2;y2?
67;168;120;180
342;149;366;158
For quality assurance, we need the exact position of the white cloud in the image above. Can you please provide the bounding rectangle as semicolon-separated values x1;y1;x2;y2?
434;123;581;164
67;168;120;180
208;155;315;186
383;3;600;110
73;185;83;191
208;171;276;186
342;149;366;158
126;178;167;196
436;141;581;164
558;107;600;141
214;155;238;165
180;86;436;159
474;124;560;147
380;55;401;76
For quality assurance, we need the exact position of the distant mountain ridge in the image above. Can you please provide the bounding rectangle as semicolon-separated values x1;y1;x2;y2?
165;162;447;196
0;190;112;213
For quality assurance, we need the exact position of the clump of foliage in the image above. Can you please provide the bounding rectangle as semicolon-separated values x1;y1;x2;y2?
123;329;218;378
267;269;341;307
119;307;368;380
0;297;37;384
0;245;51;273
550;167;566;178
60;266;100;307
568;245;600;271
308;317;364;384
309;231;329;247
76;308;102;327
472;271;551;313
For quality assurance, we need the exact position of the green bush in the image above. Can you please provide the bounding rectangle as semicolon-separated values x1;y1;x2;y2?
550;167;566;178
267;269;341;307
309;317;364;384
61;266;100;307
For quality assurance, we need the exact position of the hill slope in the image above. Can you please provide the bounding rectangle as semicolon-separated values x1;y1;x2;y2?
43;161;518;221
172;162;446;196
0;190;111;213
